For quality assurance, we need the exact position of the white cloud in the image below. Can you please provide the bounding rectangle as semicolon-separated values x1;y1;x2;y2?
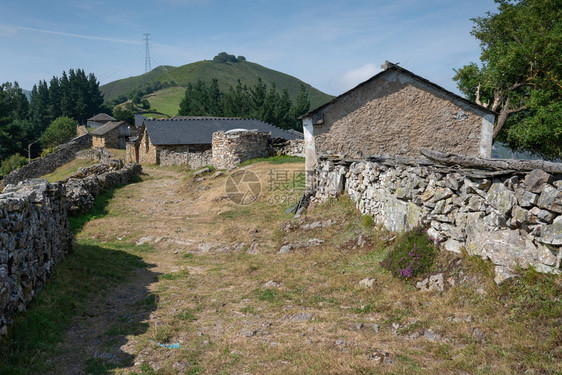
333;63;381;93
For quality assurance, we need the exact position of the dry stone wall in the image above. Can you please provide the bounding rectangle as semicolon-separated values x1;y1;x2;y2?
64;161;142;215
312;155;562;283
212;130;272;169
0;180;72;335
159;149;212;169
0;160;142;336
3;134;93;185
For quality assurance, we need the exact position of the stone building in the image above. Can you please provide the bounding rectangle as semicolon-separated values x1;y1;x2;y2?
301;62;497;173
127;117;300;165
87;113;116;129
91;121;132;149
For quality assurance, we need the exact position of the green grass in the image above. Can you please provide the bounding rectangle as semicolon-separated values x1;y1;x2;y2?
239;155;305;166
68;189;116;233
41;158;98;182
0;240;150;374
145;87;185;117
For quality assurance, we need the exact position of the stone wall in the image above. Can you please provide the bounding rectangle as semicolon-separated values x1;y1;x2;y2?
212;130;272;169
3;134;93;185
0;160;142;335
160;149;213;169
271;138;305;157
0;180;73;335
75;148;114;163
312;154;562;283
64;161;142;216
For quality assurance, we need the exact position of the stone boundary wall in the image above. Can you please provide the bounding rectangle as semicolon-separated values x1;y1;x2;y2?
75;148;114;163
160;149;212;169
0;180;73;335
312;154;562;283
3;134;93;185
212;130;272;170
64;161;142;215
271;138;305;157
0;160;142;335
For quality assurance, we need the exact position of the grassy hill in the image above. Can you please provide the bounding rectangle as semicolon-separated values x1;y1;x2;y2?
100;60;334;115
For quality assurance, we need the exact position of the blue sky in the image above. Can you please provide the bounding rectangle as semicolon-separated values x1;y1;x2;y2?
0;0;498;96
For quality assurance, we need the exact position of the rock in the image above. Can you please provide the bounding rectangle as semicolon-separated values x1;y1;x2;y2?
472;327;485;342
494;266;518;285
193;167;210;177
433;187;453;202
348;322;364;332
278;245;292;254
518;191;538;208
136;236;153;246
539;218;562;245
239;329;257;337
423;328;441;342
211;171;224;179
359;278;376;288
523;169;553;193
173;361;191;373
417;274;444;292
368;349;393;364
246;243;259;254
528;207;554;224
537;185;562;214
288;313;313;322
486;182;517;217
443;238;463;254
263;280;283;288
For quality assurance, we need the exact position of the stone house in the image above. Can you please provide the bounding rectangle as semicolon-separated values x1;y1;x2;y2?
301;62;497;172
91;121;132;149
87;113;116;129
127;117;300;165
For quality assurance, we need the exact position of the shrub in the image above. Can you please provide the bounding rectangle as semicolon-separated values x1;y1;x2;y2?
0;153;27;176
380;226;437;280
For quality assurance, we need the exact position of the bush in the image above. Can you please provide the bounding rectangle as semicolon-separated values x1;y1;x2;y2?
380;227;437;280
40;116;77;148
0;153;27;176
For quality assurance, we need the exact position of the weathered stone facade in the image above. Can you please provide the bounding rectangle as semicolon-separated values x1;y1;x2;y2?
0;180;73;335
160;149;213;168
312;154;562;283
212;130;271;170
302;65;495;175
3;134;93;185
271;138;305;157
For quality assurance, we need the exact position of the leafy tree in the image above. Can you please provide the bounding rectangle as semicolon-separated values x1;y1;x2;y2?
453;0;562;158
113;106;135;125
213;52;239;63
40;116;77;148
0;153;27;177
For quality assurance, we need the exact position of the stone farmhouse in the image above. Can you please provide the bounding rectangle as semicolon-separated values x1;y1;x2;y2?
301;62;497;172
91;121;133;149
87;113;116;129
127;117;301;166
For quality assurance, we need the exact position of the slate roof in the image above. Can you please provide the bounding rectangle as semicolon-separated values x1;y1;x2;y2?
88;113;116;122
143;118;301;145
301;63;497;119
90;121;128;136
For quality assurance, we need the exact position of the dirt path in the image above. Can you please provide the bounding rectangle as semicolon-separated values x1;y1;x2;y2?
46;164;561;375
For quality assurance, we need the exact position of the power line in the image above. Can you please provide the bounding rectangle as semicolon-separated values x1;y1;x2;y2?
144;33;151;73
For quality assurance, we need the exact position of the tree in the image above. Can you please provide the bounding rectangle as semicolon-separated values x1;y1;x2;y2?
40;116;77;148
453;0;562;158
113;106;135;125
0;82;32;160
0;153;27;177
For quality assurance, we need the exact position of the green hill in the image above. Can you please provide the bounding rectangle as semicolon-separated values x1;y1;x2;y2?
100;59;333;114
